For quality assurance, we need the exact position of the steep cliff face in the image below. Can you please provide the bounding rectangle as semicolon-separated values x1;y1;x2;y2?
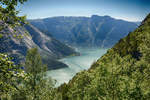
0;25;36;63
24;24;78;58
0;24;78;69
29;15;138;47
54;14;150;99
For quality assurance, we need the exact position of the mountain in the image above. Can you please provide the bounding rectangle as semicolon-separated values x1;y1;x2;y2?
29;15;138;47
0;24;78;70
24;24;78;58
53;14;150;99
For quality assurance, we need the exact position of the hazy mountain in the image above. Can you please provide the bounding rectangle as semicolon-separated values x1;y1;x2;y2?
29;15;138;47
0;24;78;70
53;14;150;99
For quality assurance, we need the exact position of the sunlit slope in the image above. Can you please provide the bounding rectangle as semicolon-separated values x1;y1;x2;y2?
0;23;78;70
54;14;150;100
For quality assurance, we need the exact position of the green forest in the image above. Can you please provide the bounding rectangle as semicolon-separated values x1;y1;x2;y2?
0;0;150;100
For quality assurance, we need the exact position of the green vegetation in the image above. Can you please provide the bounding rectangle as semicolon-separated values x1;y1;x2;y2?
0;48;54;100
53;14;150;100
11;48;54;100
0;0;28;99
0;1;54;99
0;0;27;37
0;53;27;99
24;48;54;100
0;0;150;99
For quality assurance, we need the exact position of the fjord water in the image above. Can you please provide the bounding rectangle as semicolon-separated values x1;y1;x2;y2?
47;48;108;86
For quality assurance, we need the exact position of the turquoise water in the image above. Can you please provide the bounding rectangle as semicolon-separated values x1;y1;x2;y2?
47;48;108;86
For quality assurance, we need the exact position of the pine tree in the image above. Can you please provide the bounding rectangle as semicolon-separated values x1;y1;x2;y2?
24;48;54;100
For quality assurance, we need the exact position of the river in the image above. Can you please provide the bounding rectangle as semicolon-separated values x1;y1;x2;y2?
47;47;108;86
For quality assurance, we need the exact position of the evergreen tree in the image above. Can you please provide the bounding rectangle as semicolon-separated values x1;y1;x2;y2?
24;48;54;100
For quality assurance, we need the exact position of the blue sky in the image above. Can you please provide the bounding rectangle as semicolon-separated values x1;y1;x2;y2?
17;0;150;21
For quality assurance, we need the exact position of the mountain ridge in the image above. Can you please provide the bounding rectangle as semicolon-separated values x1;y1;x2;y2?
28;15;139;23
29;15;138;47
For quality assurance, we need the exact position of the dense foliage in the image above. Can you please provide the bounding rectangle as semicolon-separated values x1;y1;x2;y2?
0;53;27;99
0;48;54;100
53;14;150;100
0;0;53;99
0;0;28;99
0;0;27;26
0;1;58;99
11;48;54;100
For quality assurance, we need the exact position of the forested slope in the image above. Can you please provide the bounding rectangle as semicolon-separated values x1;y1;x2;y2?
54;14;150;100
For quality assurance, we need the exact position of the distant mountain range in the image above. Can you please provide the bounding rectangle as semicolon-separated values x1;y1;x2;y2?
0;24;78;70
29;15;138;47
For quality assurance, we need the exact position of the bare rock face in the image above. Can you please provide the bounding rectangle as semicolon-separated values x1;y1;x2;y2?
0;23;78;70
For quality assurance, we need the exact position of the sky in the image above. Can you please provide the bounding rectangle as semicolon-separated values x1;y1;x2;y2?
17;0;150;21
